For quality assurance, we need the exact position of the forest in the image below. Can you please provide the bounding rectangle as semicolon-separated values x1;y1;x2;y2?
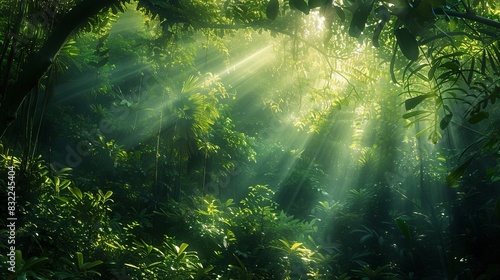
0;0;499;279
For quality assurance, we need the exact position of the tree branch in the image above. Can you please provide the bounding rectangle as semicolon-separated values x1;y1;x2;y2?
1;0;122;136
434;8;500;30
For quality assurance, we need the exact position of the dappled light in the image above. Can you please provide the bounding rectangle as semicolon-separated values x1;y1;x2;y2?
1;0;499;279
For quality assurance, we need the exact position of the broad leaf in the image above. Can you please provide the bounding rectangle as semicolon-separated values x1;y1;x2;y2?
68;186;83;200
440;113;453;130
348;0;374;38
266;0;279;20
308;0;328;9
290;0;309;14
395;28;419;61
333;5;345;22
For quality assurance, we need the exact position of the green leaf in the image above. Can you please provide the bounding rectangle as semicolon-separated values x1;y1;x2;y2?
395;28;419;61
55;196;69;203
405;94;432;110
147;261;162;268
80;260;103;270
449;17;458;31
308;0;328;9
23;257;49;270
372;21;385;47
125;263;141;269
266;0;279;20
333;5;345;22
390;41;398;84
394;218;411;242
440;113;453;130
402;110;431;119
68;187;83;200
290;242;303;250
76;252;84;268
349;0;374;38
290;0;309;14
440;61;460;72
178;243;189;255
428;62;439;80
468;111;489;124
446;157;474;186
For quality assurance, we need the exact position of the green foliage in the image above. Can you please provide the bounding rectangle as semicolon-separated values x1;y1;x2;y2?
56;252;103;279
266;0;279;20
2;0;500;279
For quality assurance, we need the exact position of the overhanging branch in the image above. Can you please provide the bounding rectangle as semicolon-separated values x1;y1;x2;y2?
434;8;500;30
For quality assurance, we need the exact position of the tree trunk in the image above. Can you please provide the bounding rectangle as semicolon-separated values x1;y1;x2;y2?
0;0;122;136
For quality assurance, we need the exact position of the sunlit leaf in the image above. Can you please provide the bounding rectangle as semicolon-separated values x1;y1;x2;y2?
178;243;189;255
395;28;419;61
76;252;84;268
125;263;140;269
68;186;83;200
449;17;458;31
291;242;303;250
